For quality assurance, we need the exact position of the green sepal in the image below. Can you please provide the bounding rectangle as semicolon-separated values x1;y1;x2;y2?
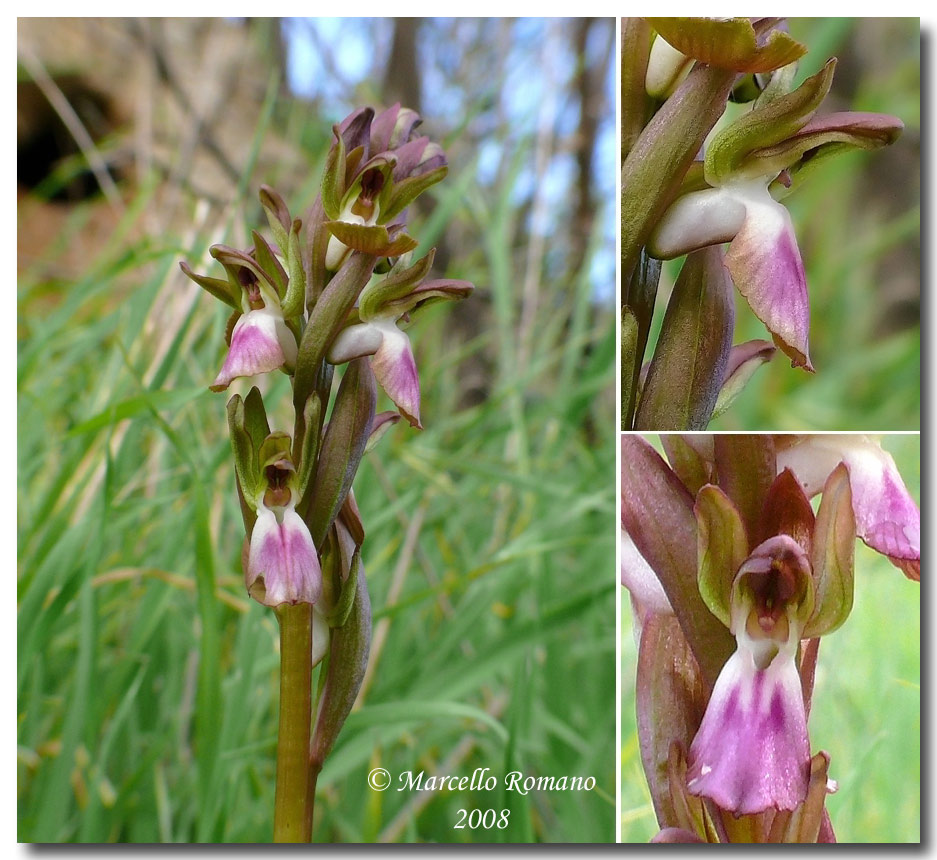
380;164;448;223
258;431;293;470
359;250;434;320
648;17;807;74
295;393;321;503
243;386;270;456
379;278;473;321
259;185;291;255
281;218;307;319
660;435;714;498
324;221;419;259
226;394;262;506
304;197;330;306
343;145;365;188
305;358;376;546
325;545;360;628
251;230;288;300
750;111;903;188
179;261;241;310
803;463;855;638
755;62;798;108
321;125;347;221
695;484;749;629
705;59;836;184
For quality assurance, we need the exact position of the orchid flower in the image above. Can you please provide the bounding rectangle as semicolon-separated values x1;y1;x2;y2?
181;241;300;392
646;58;902;371
327;250;472;428
621;434;919;842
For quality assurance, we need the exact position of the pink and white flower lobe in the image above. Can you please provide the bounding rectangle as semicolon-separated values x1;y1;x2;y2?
211;307;297;392
247;498;322;607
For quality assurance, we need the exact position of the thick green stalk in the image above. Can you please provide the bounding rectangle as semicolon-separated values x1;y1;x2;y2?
273;604;313;843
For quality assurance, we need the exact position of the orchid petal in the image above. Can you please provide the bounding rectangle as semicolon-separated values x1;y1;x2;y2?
724;182;813;370
210;308;296;392
247;504;322;607
370;320;421;428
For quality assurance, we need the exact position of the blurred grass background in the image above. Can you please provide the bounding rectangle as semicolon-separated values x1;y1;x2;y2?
647;18;920;431
17;18;616;843
621;434;921;843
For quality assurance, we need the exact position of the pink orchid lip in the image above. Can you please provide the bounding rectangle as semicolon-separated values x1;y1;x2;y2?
210;308;296;392
723;184;812;371
369;321;422;429
327;319;423;429
648;181;813;371
775;436;920;579
686;643;810;816
247;504;322;607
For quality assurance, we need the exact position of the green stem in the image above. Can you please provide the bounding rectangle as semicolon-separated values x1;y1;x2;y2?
273;604;313;843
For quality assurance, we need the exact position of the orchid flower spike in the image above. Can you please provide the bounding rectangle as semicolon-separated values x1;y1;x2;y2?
327;250;472;428
648;59;902;370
